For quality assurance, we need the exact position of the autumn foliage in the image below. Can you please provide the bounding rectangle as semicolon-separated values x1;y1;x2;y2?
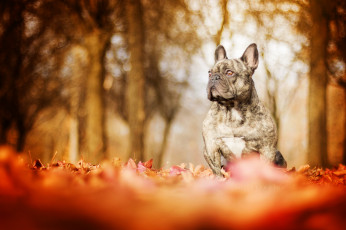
0;147;345;230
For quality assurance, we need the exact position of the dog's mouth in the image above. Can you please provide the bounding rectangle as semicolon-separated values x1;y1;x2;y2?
209;94;235;107
210;95;233;102
214;98;235;107
208;86;235;103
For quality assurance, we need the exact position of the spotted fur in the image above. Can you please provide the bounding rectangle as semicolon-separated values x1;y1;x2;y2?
203;43;287;175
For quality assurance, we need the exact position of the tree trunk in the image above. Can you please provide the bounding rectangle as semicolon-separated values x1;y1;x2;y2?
126;0;146;162
214;0;229;45
0;120;11;145
68;46;84;163
344;90;346;165
308;0;328;167
16;118;26;152
69;116;79;163
156;119;173;168
84;30;108;164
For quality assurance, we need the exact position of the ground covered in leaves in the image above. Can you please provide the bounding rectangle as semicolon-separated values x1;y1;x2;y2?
0;147;345;230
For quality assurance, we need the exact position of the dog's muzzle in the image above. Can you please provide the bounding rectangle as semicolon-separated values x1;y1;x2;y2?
210;73;221;82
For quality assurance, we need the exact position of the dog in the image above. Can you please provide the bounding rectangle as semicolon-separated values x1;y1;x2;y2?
202;43;287;175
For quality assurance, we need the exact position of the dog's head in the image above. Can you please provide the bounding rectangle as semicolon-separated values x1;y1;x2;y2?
207;43;259;106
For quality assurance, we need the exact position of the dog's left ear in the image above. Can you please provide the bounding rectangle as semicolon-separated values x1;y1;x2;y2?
241;43;259;71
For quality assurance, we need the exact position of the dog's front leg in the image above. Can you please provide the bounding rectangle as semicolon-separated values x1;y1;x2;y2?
203;149;222;176
259;147;276;163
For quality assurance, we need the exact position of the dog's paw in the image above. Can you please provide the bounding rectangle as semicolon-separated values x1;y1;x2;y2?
274;151;287;168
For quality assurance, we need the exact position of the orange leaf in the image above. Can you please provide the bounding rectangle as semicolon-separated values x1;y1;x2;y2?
333;170;346;176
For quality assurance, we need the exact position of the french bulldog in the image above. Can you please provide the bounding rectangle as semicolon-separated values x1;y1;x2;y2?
202;43;287;176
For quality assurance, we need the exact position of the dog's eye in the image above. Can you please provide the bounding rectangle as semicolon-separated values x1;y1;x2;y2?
226;70;234;77
208;71;211;77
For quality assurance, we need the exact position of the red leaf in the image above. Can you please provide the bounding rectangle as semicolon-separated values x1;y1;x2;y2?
137;159;154;173
137;163;147;173
143;159;153;169
169;165;187;176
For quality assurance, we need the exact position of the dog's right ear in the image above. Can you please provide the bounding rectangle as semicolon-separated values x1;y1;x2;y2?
241;43;259;71
214;45;227;63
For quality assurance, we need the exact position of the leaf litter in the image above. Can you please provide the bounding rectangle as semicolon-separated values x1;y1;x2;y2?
0;146;345;230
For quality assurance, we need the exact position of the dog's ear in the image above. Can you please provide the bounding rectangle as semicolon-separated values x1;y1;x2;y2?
214;45;227;63
241;43;259;71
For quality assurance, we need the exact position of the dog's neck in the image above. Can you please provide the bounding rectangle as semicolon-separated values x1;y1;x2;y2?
245;85;260;109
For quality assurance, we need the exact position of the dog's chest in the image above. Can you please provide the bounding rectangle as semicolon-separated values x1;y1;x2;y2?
230;108;243;123
222;137;245;158
217;108;245;158
218;107;244;130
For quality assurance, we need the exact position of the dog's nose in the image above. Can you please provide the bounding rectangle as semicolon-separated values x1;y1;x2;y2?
212;74;221;81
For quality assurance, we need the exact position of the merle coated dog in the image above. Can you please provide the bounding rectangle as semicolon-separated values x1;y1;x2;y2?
202;43;287;175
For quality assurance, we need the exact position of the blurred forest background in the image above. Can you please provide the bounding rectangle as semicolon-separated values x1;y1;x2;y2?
0;0;345;168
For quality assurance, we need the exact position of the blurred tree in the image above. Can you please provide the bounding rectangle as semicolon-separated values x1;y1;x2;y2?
0;1;67;151
297;0;346;167
65;46;87;163
326;0;346;164
108;0;203;165
214;0;229;45
125;0;146;162
31;0;122;163
308;0;329;167
142;0;202;166
60;1;119;163
0;0;123;163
